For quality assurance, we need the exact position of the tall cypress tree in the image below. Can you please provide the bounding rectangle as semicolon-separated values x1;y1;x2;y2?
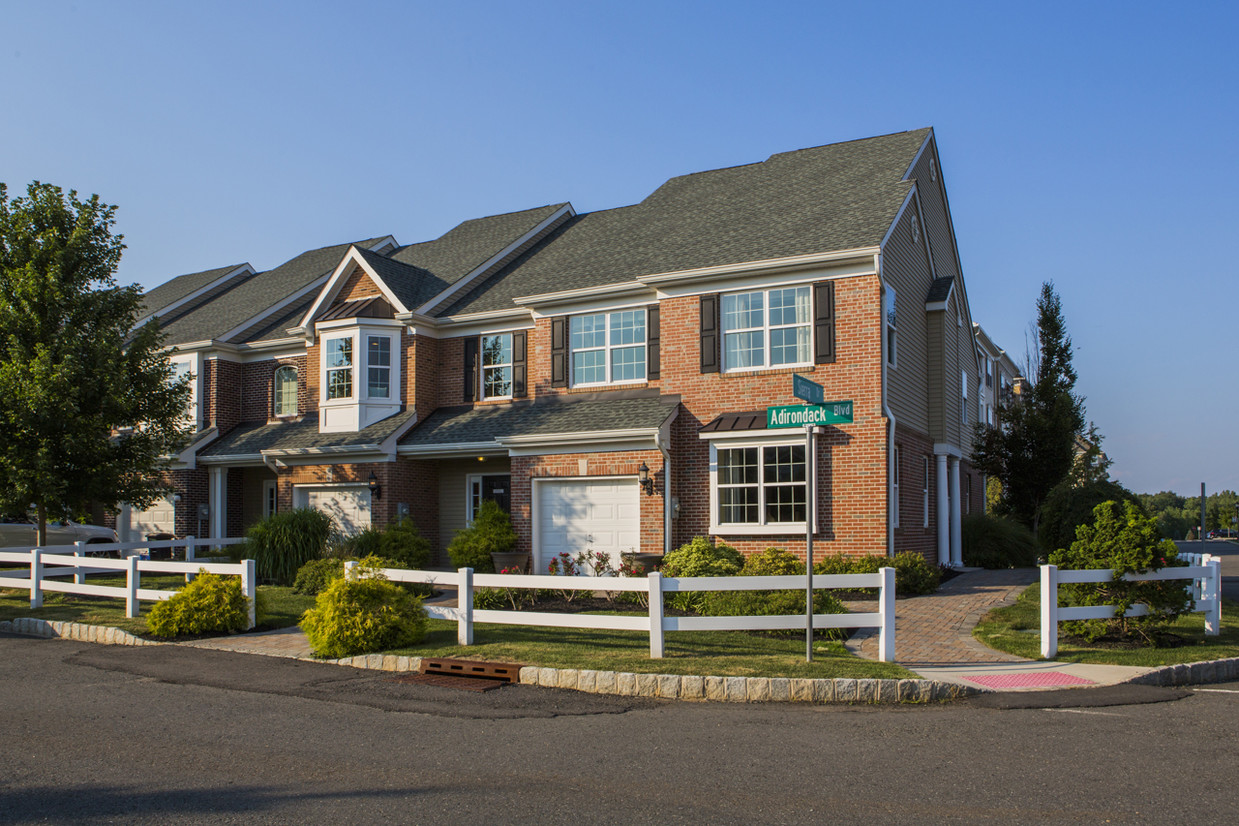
973;282;1086;532
0;182;191;544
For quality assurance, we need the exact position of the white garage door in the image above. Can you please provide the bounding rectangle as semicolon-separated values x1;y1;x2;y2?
538;479;640;573
302;487;372;536
129;495;176;539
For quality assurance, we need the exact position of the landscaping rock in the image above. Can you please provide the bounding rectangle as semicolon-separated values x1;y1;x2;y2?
705;676;727;702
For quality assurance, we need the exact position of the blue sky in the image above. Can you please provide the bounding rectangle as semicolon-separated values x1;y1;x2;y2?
2;1;1235;496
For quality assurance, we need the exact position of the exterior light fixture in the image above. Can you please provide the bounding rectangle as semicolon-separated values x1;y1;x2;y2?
368;471;381;501
637;462;655;496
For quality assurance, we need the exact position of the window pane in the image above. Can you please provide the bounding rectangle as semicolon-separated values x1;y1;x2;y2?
483;365;512;397
724;331;763;369
718;448;758;485
886;288;897;329
611;345;646;382
763;445;805;483
769;287;809;326
327;369;352;399
482;334;511;367
609;310;645;346
765;484;807;524
367;336;390;367
573;349;606;384
722;292;763;330
326;338;352;368
368;367;389;398
274;367;297;415
570;315;606;350
769;326;810;366
720;486;759;524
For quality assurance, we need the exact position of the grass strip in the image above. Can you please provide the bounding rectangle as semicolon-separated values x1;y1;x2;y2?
973;584;1239;667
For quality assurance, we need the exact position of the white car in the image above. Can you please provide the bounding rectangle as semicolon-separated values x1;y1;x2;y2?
0;515;118;551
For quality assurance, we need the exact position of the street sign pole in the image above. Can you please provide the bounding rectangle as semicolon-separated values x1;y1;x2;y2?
805;421;814;662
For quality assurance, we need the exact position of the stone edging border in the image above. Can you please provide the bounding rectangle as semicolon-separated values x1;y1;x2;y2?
6;618;1236;702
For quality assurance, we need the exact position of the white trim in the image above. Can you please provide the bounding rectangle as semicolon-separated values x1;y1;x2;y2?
368;236;399;254
878;191;917;249
480;332;514;401
526;292;654;320
297;245;412;336
903;131;933;182
397;441;506;459
317;325;403;433
134;264;255;329
416;204;576;316
514;281;652;310
933;442;963;459
567;308;648;388
169;351;203;431
219;274;332;344
637;246;881;288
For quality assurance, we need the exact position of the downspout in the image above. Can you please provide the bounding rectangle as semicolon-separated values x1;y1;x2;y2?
879;258;896;558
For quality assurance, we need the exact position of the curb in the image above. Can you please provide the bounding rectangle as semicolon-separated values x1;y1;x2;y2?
0;618;160;647
1123;657;1239;688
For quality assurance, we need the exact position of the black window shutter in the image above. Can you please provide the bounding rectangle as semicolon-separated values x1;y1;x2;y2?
647;305;660;380
463;336;479;402
551;316;568;387
814;281;836;364
699;294;719;373
512;330;527;397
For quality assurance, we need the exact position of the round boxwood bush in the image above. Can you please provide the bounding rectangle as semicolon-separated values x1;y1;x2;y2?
300;566;427;658
293;557;345;596
446;500;516;573
148;571;250;638
659;536;744;611
890;551;941;595
379;517;433;569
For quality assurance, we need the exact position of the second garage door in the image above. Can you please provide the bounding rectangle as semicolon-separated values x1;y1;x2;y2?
537;479;639;573
301;487;372;536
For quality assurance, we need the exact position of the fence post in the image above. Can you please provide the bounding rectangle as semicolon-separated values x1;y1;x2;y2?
126;554;140;618
1204;555;1221;636
647;572;664;659
242;558;256;630
1040;564;1058;658
184;536;197;583
30;549;43;609
74;540;87;586
458;567;473;646
878;566;896;663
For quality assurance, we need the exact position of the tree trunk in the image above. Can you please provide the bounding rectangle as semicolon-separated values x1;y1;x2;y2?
36;501;47;547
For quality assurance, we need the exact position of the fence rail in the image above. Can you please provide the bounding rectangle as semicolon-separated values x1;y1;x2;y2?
1040;557;1221;657
0;539;256;630
347;562;897;661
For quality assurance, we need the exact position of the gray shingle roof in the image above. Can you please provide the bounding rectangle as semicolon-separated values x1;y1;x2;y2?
926;276;954;304
399;394;679;447
200;408;416;457
440;129;930;316
155;238;388;346
140;264;248;318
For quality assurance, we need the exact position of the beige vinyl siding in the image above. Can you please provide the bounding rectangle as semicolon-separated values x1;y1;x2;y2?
944;292;963;447
927;312;945;441
908;138;960;282
240;467;276;532
437;458;512;558
881;201;932;432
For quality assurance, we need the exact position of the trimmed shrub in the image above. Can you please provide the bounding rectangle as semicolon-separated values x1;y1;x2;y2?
704;548;845;636
148;571;250;638
891;551;941;596
356;553;432;597
659;537;744;611
1039;478;1142;554
1049;500;1190;644
447;500;516;573
379;517;433;569
332;527;384;560
300;564;427;658
293;557;345;596
961;514;1041;569
245;508;334;586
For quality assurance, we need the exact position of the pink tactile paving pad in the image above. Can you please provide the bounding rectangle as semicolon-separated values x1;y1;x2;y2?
964;671;1095;689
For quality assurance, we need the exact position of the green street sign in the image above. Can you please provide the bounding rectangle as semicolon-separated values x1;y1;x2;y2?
792;373;824;405
766;401;854;428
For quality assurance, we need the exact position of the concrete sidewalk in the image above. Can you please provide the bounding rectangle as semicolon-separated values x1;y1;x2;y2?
848;567;1154;691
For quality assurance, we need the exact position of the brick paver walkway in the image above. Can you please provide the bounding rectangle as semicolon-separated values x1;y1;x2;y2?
180;625;313;659
848;567;1038;665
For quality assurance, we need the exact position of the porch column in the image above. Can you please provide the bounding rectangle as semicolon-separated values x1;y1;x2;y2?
208;466;227;539
935;453;949;567
949;457;962;567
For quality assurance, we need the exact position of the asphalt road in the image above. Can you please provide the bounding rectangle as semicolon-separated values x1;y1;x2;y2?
3;635;1238;825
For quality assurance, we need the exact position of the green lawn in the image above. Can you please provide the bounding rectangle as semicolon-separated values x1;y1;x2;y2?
0;575;313;637
387;616;913;679
974;583;1239;667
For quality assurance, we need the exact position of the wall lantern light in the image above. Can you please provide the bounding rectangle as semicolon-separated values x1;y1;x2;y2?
637;462;655;496
368;471;381;501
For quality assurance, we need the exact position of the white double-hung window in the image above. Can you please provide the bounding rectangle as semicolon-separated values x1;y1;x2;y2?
481;333;513;399
367;335;391;399
325;337;353;399
721;286;810;371
710;440;810;533
570;309;645;385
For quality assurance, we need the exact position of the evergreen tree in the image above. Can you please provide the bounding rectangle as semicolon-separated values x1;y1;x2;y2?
973;282;1086;532
0;182;191;544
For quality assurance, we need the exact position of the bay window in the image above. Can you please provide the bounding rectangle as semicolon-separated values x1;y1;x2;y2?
367;335;390;398
325;337;353;400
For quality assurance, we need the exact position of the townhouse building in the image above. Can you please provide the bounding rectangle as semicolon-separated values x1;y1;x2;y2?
119;128;988;570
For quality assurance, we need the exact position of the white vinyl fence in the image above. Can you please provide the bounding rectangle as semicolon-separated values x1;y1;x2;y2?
0;537;255;629
1040;555;1221;657
346;562;897;661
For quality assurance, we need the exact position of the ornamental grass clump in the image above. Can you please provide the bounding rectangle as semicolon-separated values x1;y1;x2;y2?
148;571;250;638
300;563;426;658
1049;500;1190;644
245;508;334;586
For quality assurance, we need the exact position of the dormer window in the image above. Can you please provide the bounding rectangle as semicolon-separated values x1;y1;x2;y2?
274;366;298;416
325;337;353;399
